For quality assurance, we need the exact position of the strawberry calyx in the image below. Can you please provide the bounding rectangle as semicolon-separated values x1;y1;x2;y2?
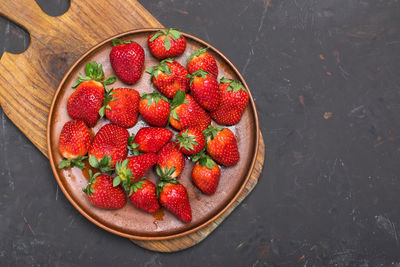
156;177;179;198
141;91;169;106
176;129;198;152
127;135;141;156
88;154;114;172
220;77;247;93
58;155;87;170
127;178;146;197
187;47;208;63
169;90;188;122
192;149;216;170
150;28;183;51
146;58;174;79
82;169;100;197
187;69;210;85
203;125;224;140
99;87;117;118
156;165;177;180
72;61;116;88
111;38;134;47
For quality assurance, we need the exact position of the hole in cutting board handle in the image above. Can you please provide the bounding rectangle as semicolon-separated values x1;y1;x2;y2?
35;0;70;17
0;15;30;59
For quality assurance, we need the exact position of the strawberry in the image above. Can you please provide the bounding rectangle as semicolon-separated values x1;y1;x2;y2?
203;125;239;166
58;120;91;169
139;92;170;127
157;179;192;223
128;179;160;213
88;123;129;171
110;39;145;84
176;128;205;156
188;70;220;112
114;153;158;185
156;142;185;179
148;29;186;59
128;127;173;154
210;78;249;125
192;151;220;195
169;90;211;131
187;47;218;78
103;88;140;128
146;58;189;99
67;62;116;127
82;170;126;210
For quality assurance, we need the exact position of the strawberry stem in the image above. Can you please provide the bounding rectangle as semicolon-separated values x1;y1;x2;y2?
82;170;100;197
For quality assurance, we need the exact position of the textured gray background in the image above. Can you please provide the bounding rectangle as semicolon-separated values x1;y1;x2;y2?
1;0;400;266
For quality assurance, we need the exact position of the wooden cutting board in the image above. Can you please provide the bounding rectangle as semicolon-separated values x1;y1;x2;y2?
0;0;265;252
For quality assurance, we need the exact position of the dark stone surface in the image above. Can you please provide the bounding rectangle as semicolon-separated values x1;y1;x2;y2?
1;0;400;266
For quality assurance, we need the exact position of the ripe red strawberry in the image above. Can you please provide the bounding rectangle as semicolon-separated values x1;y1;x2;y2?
128;127;173;154
58;120;91;169
191;151;220;195
176;128;205;156
187;47;218;78
157;180;192;223
67;62;116;127
188;70;220;112
156;142;185;179
203;126;239;166
114;153;158;184
210;78;249;125
88;124;129;171
103;88;140;128
139;92;170;127
82;170;126;210
110;39;145;84
169;90;211;131
148;29;186;59
128;179;160;213
146;58;189;99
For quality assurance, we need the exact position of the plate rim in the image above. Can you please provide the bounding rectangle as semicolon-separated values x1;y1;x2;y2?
47;28;260;241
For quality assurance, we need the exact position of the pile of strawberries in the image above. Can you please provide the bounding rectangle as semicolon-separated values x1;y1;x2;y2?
58;29;249;223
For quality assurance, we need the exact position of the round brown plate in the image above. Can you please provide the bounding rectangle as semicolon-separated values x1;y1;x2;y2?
47;29;260;240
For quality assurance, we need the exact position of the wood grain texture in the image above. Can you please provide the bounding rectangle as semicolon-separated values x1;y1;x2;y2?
0;0;162;156
0;0;264;252
131;133;265;252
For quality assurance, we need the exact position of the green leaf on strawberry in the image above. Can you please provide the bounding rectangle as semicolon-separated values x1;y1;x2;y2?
192;149;216;170
156;177;179;198
127;135;141;156
149;29;183;51
146;58;174;79
141;91;169;106
99;88;117;118
58;155;87;170
72;61;116;88
164;36;171;51
89;155;114;172
187;47;208;63
176;129;198;151
187;69;209;85
203;125;224;140
111;38;133;46
220;77;247;93
82;170;100;197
